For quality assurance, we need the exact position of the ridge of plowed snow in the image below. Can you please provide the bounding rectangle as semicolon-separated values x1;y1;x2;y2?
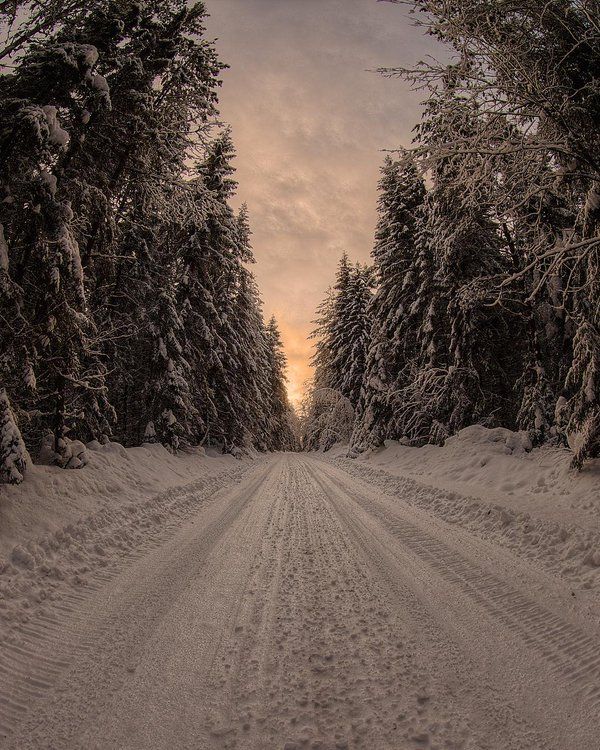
325;454;600;595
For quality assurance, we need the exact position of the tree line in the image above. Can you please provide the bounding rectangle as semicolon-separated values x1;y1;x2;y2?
0;0;295;484
303;0;600;469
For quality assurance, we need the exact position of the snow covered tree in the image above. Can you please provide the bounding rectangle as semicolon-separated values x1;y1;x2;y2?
190;131;253;452
339;265;373;408
0;1;295;472
511;176;577;446
352;154;426;449
265;316;296;451
0;33;114;462
0;1;89;61
311;254;373;411
300;385;354;452
0;388;28;484
382;1;600;464
307;256;372;449
358;79;516;447
66;1;222;450
228;270;271;450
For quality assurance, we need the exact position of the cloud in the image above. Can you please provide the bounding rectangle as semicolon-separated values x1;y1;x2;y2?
204;0;444;405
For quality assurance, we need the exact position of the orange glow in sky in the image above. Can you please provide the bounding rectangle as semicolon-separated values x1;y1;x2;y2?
205;0;441;407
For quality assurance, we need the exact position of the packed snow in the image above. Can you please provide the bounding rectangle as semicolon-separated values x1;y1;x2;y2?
0;440;249;557
1;439;599;748
329;428;600;596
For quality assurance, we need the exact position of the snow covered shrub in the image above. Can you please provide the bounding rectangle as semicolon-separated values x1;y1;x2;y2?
37;432;88;469
0;388;28;484
301;387;355;452
143;422;157;444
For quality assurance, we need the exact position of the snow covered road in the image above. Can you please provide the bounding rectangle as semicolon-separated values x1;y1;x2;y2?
2;454;599;749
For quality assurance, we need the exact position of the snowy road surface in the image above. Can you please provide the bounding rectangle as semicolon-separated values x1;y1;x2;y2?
2;454;599;749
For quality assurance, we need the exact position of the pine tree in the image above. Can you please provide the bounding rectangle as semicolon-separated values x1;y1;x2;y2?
339;265;373;408
386;1;600;465
265;316;295;451
312;254;372;409
1;1;296;467
0;388;28;484
306;257;372;451
69;1;222;450
194;131;250;452
389;78;517;446
0;33;115;463
352;154;426;449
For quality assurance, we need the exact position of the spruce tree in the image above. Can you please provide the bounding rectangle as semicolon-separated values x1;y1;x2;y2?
265;316;295;451
307;257;372;450
312;254;372;408
386;1;600;465
352;154;426;449
393;79;517;445
0;33;114;462
339;265;373;408
0;388;28;484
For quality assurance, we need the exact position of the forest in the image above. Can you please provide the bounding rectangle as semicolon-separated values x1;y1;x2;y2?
3;0;600;485
0;0;296;484
302;0;600;470
1;4;599;747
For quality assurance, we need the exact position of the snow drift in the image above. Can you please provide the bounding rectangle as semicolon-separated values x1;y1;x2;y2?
323;425;600;592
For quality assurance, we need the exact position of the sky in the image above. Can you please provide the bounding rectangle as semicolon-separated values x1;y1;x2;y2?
204;0;443;406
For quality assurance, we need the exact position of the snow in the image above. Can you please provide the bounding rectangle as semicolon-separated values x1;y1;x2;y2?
91;73;109;93
23;362;36;391
144;421;157;442
57;225;85;285
39;169;57;197
0;390;29;485
585;185;600;214
81;45;99;68
0;223;8;272
326;425;600;591
41;105;69;149
0;440;246;558
90;72;111;107
1;453;599;748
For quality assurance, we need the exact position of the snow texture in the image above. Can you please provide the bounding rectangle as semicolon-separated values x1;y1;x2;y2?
0;223;8;272
41;106;69;149
0;446;599;748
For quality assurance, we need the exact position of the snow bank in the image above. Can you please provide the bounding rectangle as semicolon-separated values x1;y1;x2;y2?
345;426;600;526
0;441;256;640
0;440;244;557
324;425;600;591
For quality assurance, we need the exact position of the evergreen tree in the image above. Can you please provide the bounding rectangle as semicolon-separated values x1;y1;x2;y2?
352;154;426;449
0;33;114;462
265;316;295;451
307;257;372;450
0;1;296;474
312;254;372;409
385;1;600;464
194;131;252;451
385;79;519;446
0;388;28;484
339;264;373;408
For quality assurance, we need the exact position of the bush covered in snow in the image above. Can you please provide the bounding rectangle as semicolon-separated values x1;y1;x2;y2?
0;389;28;484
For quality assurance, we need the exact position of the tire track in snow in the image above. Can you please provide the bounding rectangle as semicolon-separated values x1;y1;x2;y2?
308;458;599;747
205;457;547;750
0;458;274;748
2;454;595;749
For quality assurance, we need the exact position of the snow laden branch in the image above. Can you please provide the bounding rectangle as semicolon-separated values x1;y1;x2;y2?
300;387;355;452
310;0;600;469
0;1;296;483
